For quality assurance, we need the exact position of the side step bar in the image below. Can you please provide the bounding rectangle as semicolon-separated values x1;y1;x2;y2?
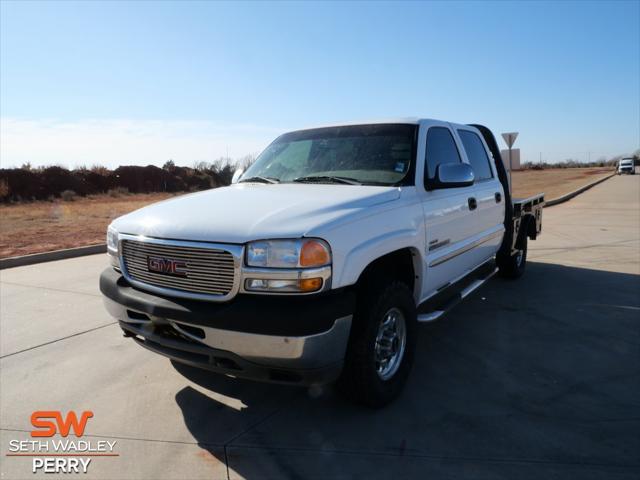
417;267;498;322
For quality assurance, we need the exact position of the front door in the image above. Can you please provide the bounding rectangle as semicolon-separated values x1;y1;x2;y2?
420;124;481;302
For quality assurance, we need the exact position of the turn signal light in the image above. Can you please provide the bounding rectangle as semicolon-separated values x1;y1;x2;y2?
300;240;331;267
245;277;323;293
299;277;323;292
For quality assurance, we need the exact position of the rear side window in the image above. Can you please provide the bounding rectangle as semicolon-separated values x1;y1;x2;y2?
425;127;461;182
458;130;494;181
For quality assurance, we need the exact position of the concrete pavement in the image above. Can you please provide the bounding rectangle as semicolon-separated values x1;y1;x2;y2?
1;175;639;479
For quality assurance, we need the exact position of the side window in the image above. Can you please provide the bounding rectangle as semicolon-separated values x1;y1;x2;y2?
424;127;462;183
458;130;494;181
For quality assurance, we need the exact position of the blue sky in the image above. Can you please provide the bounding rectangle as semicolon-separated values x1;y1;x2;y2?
1;0;638;168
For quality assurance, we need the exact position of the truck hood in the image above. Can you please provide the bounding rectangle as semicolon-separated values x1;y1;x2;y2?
112;183;401;244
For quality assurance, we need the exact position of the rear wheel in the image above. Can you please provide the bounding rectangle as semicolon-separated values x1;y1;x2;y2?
338;281;417;408
497;235;527;279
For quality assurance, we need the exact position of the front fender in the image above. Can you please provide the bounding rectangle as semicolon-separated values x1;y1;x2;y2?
338;229;422;286
307;188;425;296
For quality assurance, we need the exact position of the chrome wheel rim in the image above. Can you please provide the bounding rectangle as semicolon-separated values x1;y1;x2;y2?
374;307;407;380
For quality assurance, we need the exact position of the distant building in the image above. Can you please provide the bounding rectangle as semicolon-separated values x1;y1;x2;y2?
500;148;521;171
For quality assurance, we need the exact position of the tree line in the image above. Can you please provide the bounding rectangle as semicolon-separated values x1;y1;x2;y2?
0;156;255;202
1;152;637;202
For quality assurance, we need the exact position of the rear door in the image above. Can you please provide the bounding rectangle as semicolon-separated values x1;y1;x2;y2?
454;125;505;267
418;122;482;301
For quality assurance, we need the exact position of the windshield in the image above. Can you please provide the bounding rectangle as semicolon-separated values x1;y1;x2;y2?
241;124;417;186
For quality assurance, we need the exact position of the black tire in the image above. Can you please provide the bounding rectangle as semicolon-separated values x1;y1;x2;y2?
338;281;417;408
497;235;527;279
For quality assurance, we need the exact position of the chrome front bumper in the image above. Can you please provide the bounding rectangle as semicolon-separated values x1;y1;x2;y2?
104;296;352;385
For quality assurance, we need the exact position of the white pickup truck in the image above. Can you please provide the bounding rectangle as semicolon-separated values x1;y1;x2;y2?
100;119;543;407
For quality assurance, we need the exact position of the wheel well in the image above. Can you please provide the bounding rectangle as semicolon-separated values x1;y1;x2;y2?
356;248;418;295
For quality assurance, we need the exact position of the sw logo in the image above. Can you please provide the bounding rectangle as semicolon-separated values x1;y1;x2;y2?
31;410;94;437
6;410;119;474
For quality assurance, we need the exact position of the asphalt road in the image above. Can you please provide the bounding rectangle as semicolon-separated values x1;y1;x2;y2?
1;175;639;479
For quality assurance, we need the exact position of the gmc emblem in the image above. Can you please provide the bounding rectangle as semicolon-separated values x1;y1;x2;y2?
147;256;188;277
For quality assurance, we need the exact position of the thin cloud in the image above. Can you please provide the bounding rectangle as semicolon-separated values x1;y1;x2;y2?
0;118;284;168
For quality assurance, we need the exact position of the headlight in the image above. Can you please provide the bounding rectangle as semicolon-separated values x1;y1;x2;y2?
106;226;120;269
244;238;332;294
246;238;331;268
107;226;118;251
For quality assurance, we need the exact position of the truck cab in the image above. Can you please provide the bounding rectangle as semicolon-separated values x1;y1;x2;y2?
100;119;543;407
618;158;635;175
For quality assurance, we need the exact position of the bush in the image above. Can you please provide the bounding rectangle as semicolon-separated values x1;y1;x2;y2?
0;178;9;200
42;166;88;196
0;160;245;202
60;189;77;201
108;187;129;197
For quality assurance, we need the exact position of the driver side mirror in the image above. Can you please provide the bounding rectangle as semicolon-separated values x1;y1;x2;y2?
429;163;475;190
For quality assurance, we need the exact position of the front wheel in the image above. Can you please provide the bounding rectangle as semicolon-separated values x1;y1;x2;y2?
338;281;417;408
497;235;528;279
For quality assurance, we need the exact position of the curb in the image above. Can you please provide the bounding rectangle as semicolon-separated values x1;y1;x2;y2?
0;244;107;270
544;173;616;207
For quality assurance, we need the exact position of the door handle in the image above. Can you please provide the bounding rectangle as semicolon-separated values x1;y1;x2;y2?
468;197;477;210
495;192;502;203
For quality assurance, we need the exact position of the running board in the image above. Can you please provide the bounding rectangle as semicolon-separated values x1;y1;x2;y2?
417;310;445;322
417;268;498;322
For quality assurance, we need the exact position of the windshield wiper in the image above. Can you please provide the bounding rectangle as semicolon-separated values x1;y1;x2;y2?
239;176;279;184
292;175;361;185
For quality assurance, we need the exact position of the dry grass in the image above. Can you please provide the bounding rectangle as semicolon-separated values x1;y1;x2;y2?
511;166;613;200
0;167;616;258
0;193;177;258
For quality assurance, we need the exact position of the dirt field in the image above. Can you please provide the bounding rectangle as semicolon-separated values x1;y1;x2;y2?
0;192;177;258
0;167;615;258
511;166;613;199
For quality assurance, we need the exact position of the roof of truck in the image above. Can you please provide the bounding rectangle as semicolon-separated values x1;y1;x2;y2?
288;117;478;133
294;118;421;130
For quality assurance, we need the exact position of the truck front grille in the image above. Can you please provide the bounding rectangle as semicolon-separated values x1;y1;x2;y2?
121;239;237;298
